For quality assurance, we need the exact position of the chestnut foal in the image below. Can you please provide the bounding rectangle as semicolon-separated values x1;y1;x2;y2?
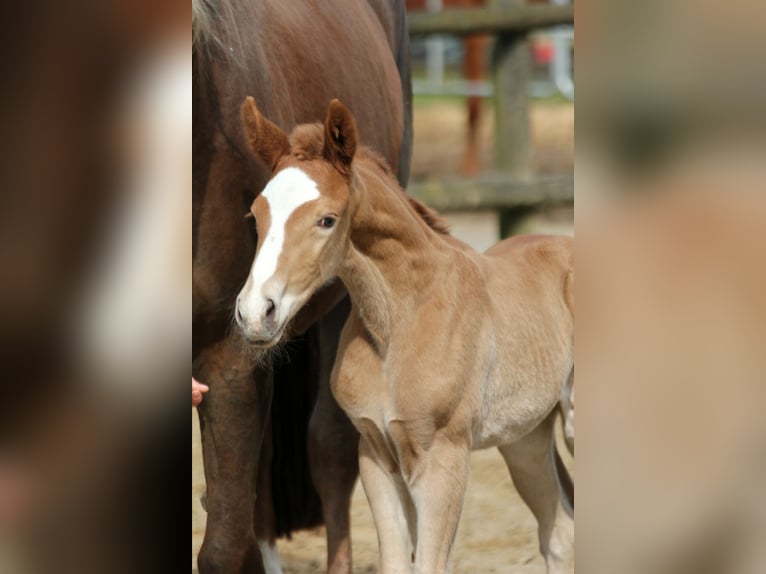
235;97;575;574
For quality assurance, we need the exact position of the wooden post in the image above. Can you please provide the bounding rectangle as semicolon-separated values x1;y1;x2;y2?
492;0;533;177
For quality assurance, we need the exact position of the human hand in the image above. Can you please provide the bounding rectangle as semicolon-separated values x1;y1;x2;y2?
192;377;209;408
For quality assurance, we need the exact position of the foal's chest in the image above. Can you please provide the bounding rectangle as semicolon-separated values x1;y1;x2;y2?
331;351;410;472
334;366;427;478
331;326;466;476
331;321;389;416
331;322;450;422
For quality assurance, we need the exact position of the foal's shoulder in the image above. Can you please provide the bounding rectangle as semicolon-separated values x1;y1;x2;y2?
481;235;573;288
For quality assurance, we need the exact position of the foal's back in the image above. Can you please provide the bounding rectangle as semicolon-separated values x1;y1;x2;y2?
482;234;574;318
481;234;574;346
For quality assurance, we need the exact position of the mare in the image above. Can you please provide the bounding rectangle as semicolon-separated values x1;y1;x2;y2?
193;1;412;572
235;99;575;573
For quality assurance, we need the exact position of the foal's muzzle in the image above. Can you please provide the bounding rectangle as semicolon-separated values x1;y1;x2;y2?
235;295;282;347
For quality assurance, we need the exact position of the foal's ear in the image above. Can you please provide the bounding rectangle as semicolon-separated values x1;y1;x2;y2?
323;99;357;176
241;96;290;171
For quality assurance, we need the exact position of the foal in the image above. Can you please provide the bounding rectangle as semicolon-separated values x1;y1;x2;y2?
235;97;575;574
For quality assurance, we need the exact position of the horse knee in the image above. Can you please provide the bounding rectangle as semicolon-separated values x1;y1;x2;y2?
198;534;264;574
308;428;358;492
308;403;358;476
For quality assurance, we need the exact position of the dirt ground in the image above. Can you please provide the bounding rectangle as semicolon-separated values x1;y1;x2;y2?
192;99;574;573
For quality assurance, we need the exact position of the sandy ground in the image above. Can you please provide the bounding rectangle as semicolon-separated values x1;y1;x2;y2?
192;100;574;572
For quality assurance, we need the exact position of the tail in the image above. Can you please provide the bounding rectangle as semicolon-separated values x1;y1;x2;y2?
564;262;574;319
559;366;575;457
554;444;574;514
269;331;324;538
556;366;574;514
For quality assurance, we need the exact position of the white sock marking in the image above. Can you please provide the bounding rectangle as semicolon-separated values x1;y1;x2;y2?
257;539;284;574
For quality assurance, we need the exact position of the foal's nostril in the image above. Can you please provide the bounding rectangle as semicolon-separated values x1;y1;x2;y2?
235;304;244;325
265;298;276;320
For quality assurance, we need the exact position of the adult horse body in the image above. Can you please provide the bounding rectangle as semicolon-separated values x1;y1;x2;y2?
236;100;574;573
193;1;412;573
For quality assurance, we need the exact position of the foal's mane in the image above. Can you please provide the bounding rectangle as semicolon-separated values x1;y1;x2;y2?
289;124;451;236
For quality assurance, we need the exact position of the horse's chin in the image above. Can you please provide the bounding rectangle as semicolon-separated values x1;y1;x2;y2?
244;326;286;349
248;338;276;349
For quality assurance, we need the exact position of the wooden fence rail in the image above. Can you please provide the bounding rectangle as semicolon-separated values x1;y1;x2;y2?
409;174;573;212
408;5;574;37
407;4;574;215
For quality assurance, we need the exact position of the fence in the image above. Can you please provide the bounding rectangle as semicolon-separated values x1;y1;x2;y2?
406;3;574;220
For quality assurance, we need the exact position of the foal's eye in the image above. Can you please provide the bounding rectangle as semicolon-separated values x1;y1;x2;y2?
317;216;336;230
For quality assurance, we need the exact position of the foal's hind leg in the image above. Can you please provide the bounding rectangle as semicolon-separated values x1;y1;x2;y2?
308;299;359;574
499;412;574;574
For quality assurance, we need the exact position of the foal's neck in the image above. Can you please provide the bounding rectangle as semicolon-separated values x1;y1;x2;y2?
338;157;452;350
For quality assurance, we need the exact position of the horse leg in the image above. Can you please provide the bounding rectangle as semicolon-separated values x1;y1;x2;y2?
253;408;284;574
498;412;574;574
196;335;271;574
358;437;416;574
308;383;359;574
461;34;486;175
308;298;359;574
406;437;471;574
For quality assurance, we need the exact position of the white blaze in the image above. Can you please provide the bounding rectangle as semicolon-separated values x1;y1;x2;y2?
248;167;319;297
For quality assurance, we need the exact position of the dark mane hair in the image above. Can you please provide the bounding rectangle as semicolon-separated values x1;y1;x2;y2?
404;195;451;235
287;124;451;236
356;147;452;236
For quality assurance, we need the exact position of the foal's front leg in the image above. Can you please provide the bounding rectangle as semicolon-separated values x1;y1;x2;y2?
359;438;415;574
408;437;471;574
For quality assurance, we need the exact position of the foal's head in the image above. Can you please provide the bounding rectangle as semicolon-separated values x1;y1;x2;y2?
235;97;359;346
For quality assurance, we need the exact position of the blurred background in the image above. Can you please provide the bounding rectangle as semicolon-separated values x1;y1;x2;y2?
577;1;766;573
0;1;188;572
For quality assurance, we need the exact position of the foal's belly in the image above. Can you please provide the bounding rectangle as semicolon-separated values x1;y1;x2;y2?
471;402;555;450
471;363;570;450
